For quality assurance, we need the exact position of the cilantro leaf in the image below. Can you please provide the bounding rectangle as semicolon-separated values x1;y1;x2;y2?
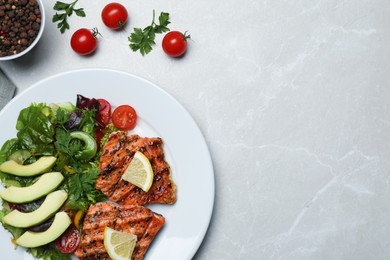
79;109;97;136
74;8;86;17
54;128;83;160
53;1;70;10
52;0;86;34
128;10;170;56
156;12;170;33
65;167;106;211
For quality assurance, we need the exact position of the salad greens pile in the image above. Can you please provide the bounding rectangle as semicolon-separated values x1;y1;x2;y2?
0;97;117;259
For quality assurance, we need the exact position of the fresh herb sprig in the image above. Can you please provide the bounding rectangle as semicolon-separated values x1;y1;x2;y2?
65;166;106;211
128;10;170;56
52;0;86;34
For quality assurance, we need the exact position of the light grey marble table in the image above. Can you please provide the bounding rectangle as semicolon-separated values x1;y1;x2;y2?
1;0;390;259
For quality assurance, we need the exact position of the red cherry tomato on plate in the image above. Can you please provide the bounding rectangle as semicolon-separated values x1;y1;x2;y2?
96;128;105;151
162;31;190;57
101;2;128;30
70;28;99;55
112;105;137;130
54;224;80;254
96;98;111;127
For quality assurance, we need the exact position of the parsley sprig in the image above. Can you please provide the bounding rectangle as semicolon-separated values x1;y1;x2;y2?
66;166;106;211
52;0;86;34
128;10;170;56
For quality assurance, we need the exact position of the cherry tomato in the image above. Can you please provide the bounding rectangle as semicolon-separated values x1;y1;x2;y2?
96;98;112;127
95;128;104;151
101;3;128;30
162;31;190;58
70;28;99;55
54;224;80;254
112;105;137;130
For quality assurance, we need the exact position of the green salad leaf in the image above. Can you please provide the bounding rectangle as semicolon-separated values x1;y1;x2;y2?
0;139;20;164
0;139;37;187
0;99;110;259
0;201;24;240
79;109;96;136
27;244;71;260
16;103;55;155
1;102;103;173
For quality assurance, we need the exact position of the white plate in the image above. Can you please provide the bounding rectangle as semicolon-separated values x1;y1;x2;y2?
0;68;215;260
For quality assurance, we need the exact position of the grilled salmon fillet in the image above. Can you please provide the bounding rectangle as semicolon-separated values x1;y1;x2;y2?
74;202;165;260
96;131;176;205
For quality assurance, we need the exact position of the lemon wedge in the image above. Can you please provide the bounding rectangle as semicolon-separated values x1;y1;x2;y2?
121;151;153;192
104;226;137;260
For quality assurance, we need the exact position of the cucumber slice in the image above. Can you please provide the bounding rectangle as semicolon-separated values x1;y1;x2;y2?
8;150;31;164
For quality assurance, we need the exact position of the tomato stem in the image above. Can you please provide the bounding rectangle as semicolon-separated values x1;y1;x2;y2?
91;27;102;38
183;31;191;41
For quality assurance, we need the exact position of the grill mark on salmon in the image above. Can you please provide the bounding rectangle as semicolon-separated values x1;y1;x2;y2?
96;131;176;206
74;202;165;260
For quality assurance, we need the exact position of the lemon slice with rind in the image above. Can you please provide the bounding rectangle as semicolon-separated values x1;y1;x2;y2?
104;226;137;260
121;151;154;192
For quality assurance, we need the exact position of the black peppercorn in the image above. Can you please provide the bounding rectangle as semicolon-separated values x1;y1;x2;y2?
0;0;41;57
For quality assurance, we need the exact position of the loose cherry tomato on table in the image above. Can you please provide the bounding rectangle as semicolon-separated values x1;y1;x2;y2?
162;31;190;58
70;28;100;55
96;98;112;127
55;224;80;254
101;2;128;30
112;105;137;130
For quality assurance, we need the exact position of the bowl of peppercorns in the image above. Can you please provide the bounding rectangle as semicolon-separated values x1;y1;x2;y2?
0;0;45;60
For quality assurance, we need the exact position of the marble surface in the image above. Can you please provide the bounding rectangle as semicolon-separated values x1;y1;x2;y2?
1;0;390;259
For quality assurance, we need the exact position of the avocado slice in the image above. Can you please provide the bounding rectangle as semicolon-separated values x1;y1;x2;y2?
2;190;68;228
0;172;64;203
0;156;57;177
16;211;71;248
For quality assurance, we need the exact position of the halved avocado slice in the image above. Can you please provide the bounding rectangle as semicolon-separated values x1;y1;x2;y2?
0;172;64;203
15;211;71;248
0;156;57;177
2;190;68;228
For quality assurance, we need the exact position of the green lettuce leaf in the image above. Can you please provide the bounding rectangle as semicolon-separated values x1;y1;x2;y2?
27;244;71;260
0;138;20;164
16;104;55;155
